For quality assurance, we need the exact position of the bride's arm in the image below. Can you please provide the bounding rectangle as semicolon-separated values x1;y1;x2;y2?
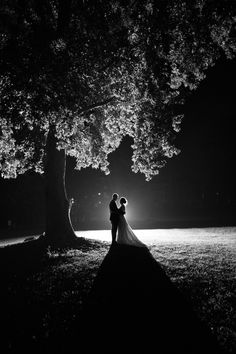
119;205;126;215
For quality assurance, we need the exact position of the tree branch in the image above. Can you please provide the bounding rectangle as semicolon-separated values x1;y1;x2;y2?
77;96;117;115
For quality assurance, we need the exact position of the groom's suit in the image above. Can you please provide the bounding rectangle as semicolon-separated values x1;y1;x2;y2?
109;199;120;243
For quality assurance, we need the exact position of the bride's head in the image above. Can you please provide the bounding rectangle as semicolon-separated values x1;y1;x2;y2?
120;197;128;205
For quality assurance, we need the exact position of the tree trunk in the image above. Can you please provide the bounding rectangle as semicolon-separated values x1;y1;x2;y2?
43;127;77;247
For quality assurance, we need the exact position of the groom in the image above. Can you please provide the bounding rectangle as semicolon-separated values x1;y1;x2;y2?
109;193;120;244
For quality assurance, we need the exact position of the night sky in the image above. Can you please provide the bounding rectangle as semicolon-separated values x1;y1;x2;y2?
0;57;235;232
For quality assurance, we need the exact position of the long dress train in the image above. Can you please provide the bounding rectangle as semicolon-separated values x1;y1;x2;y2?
116;210;146;248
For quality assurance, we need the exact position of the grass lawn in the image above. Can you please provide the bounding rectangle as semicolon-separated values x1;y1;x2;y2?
1;227;235;353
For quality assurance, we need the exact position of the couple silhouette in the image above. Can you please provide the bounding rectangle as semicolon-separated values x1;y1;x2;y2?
109;193;146;248
80;194;223;354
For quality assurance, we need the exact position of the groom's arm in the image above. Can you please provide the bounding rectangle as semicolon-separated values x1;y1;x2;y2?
119;206;125;215
110;200;119;213
119;210;125;215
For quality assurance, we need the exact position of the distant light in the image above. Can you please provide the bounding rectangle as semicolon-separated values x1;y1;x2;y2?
98;192;101;196
76;227;236;245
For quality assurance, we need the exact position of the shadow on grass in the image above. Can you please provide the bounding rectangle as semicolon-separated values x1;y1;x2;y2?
76;243;225;354
0;239;226;354
0;236;101;275
0;237;104;354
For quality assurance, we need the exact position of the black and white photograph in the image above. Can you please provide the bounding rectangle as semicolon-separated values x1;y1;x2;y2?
0;1;235;353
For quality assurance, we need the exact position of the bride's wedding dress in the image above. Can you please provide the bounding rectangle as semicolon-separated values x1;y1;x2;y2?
116;206;147;248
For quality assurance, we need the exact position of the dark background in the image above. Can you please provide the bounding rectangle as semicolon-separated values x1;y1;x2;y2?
0;58;235;234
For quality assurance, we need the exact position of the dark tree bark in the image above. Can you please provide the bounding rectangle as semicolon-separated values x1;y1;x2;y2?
43;127;77;247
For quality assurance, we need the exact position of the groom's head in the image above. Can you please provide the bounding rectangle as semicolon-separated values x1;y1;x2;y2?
112;193;119;201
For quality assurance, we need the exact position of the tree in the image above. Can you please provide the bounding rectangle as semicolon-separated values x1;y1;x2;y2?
0;0;235;247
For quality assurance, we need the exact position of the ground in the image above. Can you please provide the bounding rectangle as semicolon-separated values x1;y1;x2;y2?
0;227;235;353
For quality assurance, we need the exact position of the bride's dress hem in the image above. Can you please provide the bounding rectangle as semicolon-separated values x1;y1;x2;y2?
116;215;147;249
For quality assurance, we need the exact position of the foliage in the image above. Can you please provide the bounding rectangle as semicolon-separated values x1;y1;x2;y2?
0;0;235;180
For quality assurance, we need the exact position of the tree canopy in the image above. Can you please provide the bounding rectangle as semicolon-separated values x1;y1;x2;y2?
0;0;235;181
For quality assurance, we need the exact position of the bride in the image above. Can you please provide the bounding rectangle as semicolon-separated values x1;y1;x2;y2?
116;197;147;248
